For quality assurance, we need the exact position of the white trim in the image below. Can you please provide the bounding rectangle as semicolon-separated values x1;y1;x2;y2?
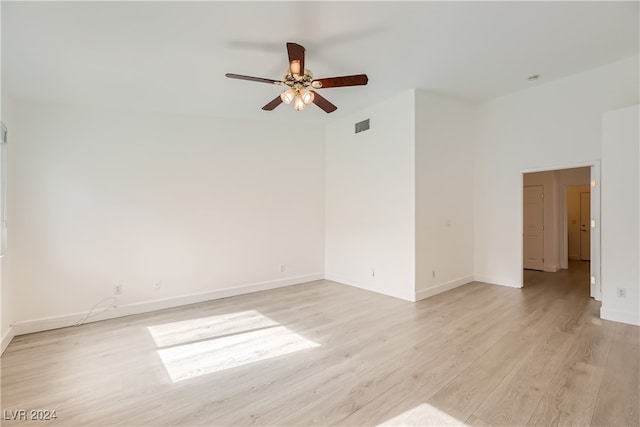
10;274;324;336
590;162;602;301
1;326;15;356
600;306;640;326
474;275;522;288
324;274;415;302
521;159;601;174
415;275;473;301
543;264;560;273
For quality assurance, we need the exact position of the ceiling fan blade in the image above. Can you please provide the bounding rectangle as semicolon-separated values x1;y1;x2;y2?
225;73;283;85
286;42;305;76
312;74;368;89
311;91;337;113
262;95;283;111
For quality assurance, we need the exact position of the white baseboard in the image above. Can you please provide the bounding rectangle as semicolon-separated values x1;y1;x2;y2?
543;264;560;273
10;273;324;336
473;275;522;288
600;307;640;326
1;326;15;356
324;274;414;302
415;275;474;301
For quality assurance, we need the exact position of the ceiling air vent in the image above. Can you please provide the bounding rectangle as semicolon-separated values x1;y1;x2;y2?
355;119;370;134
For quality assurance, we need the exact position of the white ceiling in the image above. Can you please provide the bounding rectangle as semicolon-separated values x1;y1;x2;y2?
2;1;638;123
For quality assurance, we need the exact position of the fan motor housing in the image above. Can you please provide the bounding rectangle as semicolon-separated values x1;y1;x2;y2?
285;69;316;88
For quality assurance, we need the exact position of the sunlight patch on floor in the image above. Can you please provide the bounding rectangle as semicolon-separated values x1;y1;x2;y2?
147;310;279;347
149;312;320;382
377;403;467;427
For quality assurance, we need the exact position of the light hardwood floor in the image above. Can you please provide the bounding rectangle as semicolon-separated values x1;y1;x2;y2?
2;262;638;426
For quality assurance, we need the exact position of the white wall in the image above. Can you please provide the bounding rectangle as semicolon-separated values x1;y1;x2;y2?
415;90;474;299
325;91;415;301
474;56;639;287
0;90;15;352
601;104;639;326
5;100;325;332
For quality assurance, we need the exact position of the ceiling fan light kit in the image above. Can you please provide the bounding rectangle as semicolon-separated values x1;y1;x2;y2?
280;87;314;110
225;42;368;113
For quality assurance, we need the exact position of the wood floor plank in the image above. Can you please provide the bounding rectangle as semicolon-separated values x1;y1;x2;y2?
473;330;575;426
465;414;493;427
1;261;637;427
526;362;605;426
425;329;542;423
217;287;518;427
335;304;521;427
590;340;640;426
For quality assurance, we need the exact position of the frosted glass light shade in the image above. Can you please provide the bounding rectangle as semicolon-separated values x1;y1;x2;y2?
280;89;296;104
294;95;306;111
300;89;314;105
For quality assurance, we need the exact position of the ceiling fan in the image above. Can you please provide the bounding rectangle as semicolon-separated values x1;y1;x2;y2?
225;42;368;113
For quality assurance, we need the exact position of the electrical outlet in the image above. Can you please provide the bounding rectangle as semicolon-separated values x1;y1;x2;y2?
432;270;436;279
153;281;161;290
279;265;285;273
114;284;122;295
372;268;375;278
617;288;626;298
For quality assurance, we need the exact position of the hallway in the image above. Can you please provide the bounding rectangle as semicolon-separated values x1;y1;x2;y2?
524;260;591;297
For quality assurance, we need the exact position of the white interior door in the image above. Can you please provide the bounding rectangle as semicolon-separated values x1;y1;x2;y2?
580;192;591;261
523;185;544;270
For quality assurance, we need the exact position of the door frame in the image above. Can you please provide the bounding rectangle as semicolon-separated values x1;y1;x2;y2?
520;160;601;300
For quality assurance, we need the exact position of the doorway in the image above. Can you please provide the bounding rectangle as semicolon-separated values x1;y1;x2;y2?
567;185;591;262
580;192;591;260
521;164;599;300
